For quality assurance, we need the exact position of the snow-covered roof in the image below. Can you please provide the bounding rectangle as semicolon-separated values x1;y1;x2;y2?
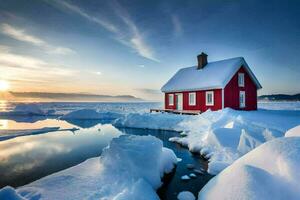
161;57;262;93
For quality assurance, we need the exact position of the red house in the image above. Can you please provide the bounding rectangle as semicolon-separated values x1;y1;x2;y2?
161;53;262;113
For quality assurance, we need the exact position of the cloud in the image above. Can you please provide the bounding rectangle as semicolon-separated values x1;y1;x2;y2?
0;48;77;80
171;15;183;37
110;0;159;62
48;47;76;55
0;23;75;55
46;0;159;62
53;0;118;33
136;88;161;94
1;23;45;46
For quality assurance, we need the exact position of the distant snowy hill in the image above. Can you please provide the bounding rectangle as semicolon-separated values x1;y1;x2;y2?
258;93;300;101
5;92;144;102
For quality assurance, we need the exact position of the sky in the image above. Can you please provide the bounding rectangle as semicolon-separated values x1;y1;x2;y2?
0;0;299;101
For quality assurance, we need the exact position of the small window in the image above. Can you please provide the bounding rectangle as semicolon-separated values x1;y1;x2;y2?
240;91;246;108
189;92;196;106
206;91;214;106
238;73;245;87
168;94;174;106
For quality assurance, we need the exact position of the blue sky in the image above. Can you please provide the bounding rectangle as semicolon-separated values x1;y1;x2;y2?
0;0;299;101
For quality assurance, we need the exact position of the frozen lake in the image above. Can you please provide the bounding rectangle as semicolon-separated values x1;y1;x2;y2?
0;101;299;199
0;109;212;199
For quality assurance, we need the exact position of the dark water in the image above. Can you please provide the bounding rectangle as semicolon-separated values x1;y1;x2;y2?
0;118;213;199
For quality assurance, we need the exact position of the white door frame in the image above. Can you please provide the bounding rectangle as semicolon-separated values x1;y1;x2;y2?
175;93;183;110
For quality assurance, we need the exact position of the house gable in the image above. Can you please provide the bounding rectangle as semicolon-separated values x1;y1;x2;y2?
224;66;257;110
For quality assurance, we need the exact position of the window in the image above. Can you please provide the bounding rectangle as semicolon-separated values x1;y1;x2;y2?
239;91;246;108
189;92;196;106
238;73;245;87
206;91;214;106
168;94;174;106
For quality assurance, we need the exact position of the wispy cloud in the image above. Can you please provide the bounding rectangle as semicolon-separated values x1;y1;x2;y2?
110;0;159;62
54;0;118;33
0;47;77;80
46;0;159;62
0;23;75;55
1;23;45;46
171;15;183;37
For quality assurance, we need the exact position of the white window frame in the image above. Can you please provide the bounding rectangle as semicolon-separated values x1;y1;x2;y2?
239;91;246;108
168;94;174;106
205;91;214;106
188;92;196;106
238;73;245;87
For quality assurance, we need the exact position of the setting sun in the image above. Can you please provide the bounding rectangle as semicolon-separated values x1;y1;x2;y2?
0;80;9;91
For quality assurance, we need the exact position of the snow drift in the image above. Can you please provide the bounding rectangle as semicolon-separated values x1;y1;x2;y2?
114;112;188;131
0;104;45;116
0;135;177;200
199;134;300;200
285;125;300;137
114;108;300;174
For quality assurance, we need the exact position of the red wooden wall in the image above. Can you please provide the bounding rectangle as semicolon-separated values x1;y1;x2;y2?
164;89;222;112
224;66;257;110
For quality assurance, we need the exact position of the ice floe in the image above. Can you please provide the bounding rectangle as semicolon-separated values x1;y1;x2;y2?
0;135;177;200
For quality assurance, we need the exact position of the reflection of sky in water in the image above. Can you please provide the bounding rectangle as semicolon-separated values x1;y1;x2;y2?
0;116;212;198
0;119;77;130
0;122;122;187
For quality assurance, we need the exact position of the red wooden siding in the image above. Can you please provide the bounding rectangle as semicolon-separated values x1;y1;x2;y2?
224;66;257;110
164;89;222;112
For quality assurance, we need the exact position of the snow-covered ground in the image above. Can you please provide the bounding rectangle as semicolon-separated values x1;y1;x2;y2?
0;135;177;200
258;101;300;110
0;101;300;199
114;108;300;174
199;126;300;200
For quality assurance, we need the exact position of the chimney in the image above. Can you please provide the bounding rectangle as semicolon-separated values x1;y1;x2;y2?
197;52;208;69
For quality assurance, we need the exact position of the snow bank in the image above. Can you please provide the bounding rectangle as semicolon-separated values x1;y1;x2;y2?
198;136;300;200
0;186;26;200
177;191;196;200
285;125;300;137
114;112;188;131
1;135;177;200
61;109;123;120
0;104;45;116
114;108;300;174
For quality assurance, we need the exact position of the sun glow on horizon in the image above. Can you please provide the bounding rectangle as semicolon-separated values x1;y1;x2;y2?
0;80;10;91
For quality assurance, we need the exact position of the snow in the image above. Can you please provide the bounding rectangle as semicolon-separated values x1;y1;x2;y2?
61;109;123;120
189;173;197;178
177;191;196;200
0;186;26;200
0;104;45;116
0;135;177;200
161;57;261;92
114;112;187;131
285;125;300;137
258;101;300;111
115;108;300;174
181;175;191;180
198;135;300;200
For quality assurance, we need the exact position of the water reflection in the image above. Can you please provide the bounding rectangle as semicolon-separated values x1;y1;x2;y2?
0;119;76;130
0;124;122;187
64;119;113;129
